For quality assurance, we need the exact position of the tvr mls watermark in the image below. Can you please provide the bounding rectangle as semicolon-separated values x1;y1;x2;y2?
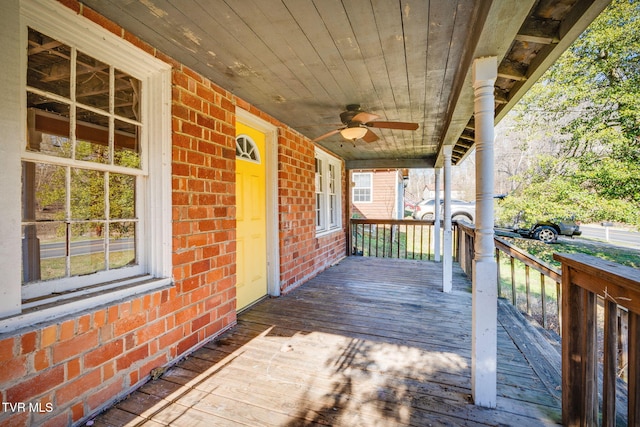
2;402;54;413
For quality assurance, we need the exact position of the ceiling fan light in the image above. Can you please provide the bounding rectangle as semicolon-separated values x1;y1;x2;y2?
340;126;368;140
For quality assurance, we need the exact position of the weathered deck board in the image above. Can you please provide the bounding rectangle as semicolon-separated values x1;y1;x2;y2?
92;257;561;426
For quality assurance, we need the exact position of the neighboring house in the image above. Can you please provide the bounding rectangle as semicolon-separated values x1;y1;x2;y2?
351;169;408;220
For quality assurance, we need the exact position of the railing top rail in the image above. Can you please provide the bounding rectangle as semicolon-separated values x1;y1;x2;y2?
554;252;640;314
351;218;435;225
495;236;561;282
456;220;475;237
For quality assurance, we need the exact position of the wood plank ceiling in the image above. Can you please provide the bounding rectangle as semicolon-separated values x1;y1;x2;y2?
79;0;611;168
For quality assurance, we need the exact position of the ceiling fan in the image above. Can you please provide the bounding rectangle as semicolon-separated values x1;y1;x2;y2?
313;104;419;143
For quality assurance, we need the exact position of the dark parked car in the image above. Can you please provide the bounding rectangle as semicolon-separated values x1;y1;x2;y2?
495;219;582;243
493;195;582;243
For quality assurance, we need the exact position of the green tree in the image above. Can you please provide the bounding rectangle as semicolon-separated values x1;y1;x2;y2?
500;0;640;227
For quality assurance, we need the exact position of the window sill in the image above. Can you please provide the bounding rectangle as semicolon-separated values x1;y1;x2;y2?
316;227;343;239
0;276;172;334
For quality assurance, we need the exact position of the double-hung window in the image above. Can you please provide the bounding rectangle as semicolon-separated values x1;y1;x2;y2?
352;172;373;203
314;149;342;235
0;0;172;329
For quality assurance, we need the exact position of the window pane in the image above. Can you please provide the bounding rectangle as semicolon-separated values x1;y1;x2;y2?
26;93;72;158
114;69;141;120
76;51;110;112
114;119;141;168
109;222;136;269
76;107;110;163
27;28;71;98
70;222;105;276
22;222;67;283
315;158;323;192
22;162;66;222
330;195;336;225
354;173;371;187
70;168;104;220
109;173;135;219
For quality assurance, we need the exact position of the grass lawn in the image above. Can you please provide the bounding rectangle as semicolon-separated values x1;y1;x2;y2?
505;236;640;269
496;236;640;333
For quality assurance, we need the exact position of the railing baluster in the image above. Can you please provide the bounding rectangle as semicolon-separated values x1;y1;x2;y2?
411;224;415;259
510;257;516;306
620;309;629;382
557;280;562;336
603;299;618;427
629;312;640;425
420;223;424;259
584;292;598;426
428;223;432;260
525;264;531;315
541;272;547;329
496;248;502;298
404;224;408;259
382;225;387;257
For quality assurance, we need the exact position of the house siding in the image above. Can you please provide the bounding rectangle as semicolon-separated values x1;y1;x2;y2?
0;1;346;425
352;170;401;219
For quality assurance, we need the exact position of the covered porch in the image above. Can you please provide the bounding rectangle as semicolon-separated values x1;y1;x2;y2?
94;257;561;426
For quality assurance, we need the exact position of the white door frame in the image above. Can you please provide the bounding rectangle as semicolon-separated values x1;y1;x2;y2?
235;108;281;297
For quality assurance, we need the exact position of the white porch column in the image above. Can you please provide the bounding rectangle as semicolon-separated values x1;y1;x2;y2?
471;56;498;408
433;168;441;262
441;147;453;293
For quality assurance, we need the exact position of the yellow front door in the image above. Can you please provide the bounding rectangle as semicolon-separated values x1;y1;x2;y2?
235;123;267;311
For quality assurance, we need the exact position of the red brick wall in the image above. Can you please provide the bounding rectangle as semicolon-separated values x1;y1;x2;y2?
277;130;347;293
0;2;346;426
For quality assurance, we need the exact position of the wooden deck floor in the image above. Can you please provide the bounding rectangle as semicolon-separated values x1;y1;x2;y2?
93;257;562;426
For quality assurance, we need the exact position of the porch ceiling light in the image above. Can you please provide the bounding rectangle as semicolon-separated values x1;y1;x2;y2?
340;125;367;141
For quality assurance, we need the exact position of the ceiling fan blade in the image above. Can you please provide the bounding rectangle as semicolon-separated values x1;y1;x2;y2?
366;121;419;130
312;128;341;142
362;129;379;143
352;112;380;123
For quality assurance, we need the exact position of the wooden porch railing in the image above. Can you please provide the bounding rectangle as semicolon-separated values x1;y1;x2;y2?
554;253;640;426
456;220;563;332
455;221;638;424
350;219;436;260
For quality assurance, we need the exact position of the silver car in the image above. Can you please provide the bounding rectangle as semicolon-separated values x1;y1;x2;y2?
412;199;475;223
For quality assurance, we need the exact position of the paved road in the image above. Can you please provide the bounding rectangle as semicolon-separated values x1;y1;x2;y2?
41;238;135;259
575;224;640;250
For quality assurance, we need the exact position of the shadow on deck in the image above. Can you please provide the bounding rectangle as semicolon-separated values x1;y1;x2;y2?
93;257;562;426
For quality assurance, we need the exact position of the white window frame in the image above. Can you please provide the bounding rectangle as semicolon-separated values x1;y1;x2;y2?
0;0;172;332
315;148;342;236
352;172;373;203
